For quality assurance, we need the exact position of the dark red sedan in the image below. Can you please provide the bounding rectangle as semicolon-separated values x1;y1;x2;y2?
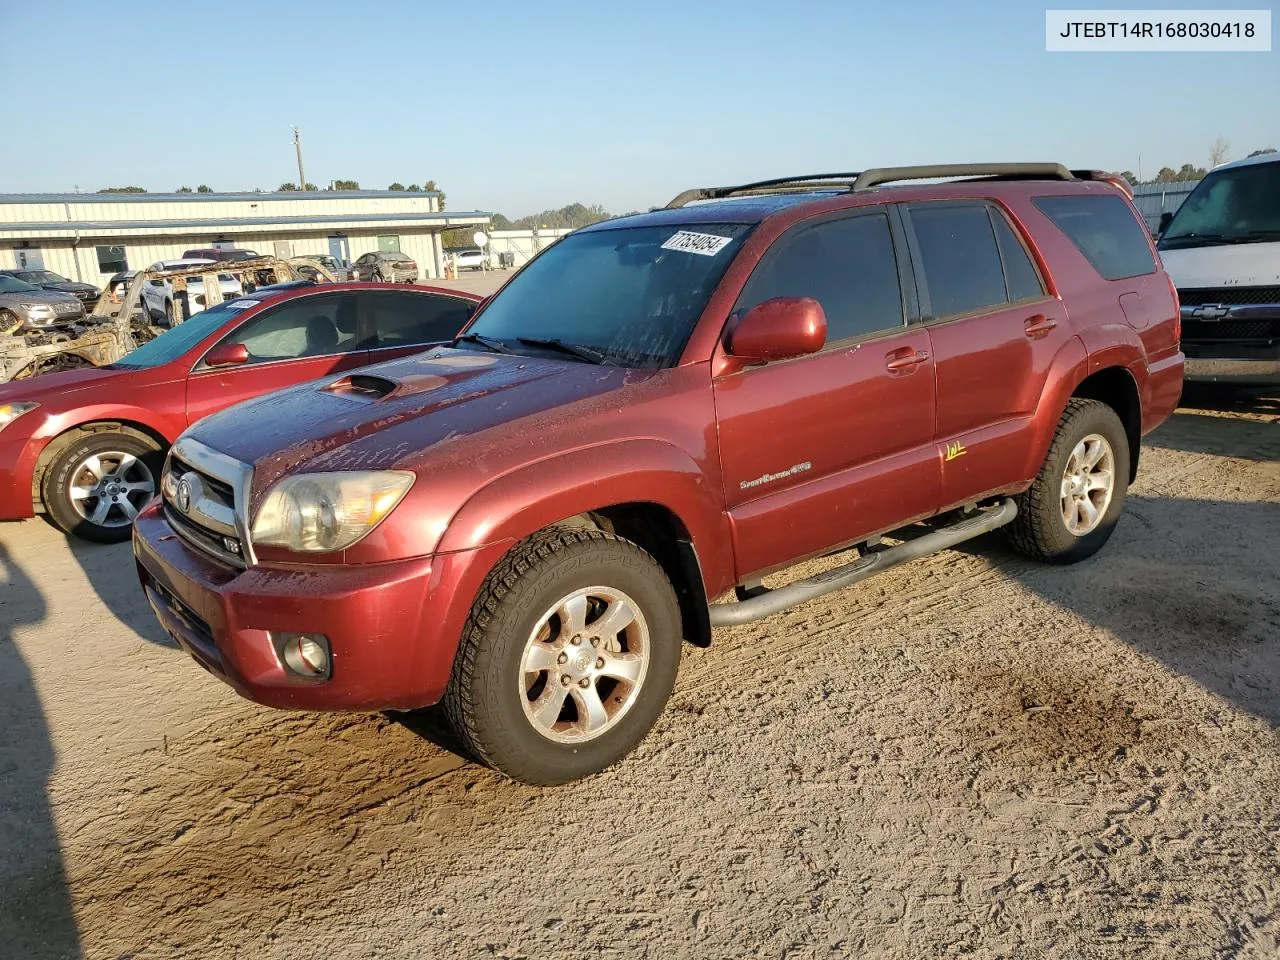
0;281;480;542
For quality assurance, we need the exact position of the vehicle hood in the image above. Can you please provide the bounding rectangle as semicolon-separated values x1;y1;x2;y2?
185;350;658;495
1159;241;1280;289
40;281;98;295
0;289;82;306
0;364;139;405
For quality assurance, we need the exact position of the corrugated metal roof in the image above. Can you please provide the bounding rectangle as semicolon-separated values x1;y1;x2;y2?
0;190;442;204
0;211;491;234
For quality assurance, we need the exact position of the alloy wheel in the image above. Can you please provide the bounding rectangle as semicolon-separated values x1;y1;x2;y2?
68;451;156;528
519;586;650;743
1059;433;1115;536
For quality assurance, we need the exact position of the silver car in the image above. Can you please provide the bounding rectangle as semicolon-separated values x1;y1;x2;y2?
0;273;86;332
352;251;419;282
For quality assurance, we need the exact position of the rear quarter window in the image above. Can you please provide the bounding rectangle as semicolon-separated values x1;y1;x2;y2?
1033;194;1156;281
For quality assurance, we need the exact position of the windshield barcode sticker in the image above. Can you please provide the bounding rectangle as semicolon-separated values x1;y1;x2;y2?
661;231;734;256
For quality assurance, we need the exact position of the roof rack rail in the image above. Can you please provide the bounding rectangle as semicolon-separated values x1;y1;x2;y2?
850;163;1076;191
665;172;863;209
663;163;1111;209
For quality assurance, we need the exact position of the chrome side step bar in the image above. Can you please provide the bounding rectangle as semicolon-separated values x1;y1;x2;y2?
707;499;1018;627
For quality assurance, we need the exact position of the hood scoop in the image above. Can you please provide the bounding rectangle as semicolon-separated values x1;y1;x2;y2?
324;373;399;400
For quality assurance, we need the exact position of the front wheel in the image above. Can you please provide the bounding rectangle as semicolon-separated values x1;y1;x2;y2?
1006;398;1130;564
43;432;162;543
443;528;682;785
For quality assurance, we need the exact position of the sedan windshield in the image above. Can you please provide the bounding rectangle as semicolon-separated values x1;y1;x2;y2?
0;276;38;294
1159;161;1280;247
16;271;67;284
464;222;752;368
111;299;258;368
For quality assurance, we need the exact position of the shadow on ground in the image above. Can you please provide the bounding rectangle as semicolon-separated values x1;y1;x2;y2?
964;494;1280;733
0;543;81;959
48;520;174;649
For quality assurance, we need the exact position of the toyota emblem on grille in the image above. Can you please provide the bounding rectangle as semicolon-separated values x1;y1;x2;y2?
175;477;192;513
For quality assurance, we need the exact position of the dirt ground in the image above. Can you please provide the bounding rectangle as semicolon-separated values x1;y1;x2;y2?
1;383;1277;960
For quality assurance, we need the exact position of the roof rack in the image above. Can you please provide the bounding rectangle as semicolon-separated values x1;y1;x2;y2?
664;172;864;209
665;163;1088;208
850;163;1076;191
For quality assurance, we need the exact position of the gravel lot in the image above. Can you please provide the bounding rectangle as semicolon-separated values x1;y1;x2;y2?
1;374;1277;959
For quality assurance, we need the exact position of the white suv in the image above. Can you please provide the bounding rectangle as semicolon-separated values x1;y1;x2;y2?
141;259;244;324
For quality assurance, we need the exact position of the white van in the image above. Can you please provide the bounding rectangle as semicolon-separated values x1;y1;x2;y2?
1156;152;1280;386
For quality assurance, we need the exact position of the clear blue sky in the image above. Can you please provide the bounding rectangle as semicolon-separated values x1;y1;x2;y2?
1;0;1275;216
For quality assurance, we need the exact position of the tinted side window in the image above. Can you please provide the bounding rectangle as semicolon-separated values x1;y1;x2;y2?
1033;195;1156;281
909;204;1007;319
221;294;358;364
369;292;474;347
992;212;1045;302
737;213;903;343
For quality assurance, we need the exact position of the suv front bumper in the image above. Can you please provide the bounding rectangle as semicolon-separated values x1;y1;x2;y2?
132;501;507;712
1184;355;1280;386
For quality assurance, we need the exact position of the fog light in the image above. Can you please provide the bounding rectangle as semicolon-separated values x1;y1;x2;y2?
275;632;331;678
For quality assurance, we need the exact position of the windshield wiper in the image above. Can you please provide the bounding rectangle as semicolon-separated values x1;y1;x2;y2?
452;332;514;354
1163;232;1228;243
516;336;607;364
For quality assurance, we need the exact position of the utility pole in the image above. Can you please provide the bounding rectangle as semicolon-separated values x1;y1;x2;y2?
292;126;307;191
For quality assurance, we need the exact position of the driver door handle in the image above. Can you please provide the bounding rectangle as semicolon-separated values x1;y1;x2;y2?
886;347;930;371
1024;314;1057;337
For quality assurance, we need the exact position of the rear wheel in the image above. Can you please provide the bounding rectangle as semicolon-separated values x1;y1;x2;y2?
1006;398;1129;564
443;528;682;785
43;432;162;543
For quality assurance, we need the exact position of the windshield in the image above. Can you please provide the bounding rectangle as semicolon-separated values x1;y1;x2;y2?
0;276;38;294
1159;161;1280;247
111;299;259;368
16;271;66;284
465;222;752;368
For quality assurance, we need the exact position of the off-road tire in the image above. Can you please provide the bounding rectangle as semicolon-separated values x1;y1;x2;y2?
1006;398;1130;564
443;528;682;786
44;432;163;543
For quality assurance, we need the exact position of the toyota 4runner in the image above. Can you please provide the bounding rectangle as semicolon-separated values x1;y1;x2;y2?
133;163;1184;785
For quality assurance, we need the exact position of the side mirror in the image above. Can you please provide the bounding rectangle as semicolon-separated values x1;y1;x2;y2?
725;297;826;365
1158;212;1174;236
205;342;250;367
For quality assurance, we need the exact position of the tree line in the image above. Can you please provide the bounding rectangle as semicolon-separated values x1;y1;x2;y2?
87;145;1280;198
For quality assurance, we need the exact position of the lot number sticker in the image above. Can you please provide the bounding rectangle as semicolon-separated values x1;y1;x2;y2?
661;231;734;256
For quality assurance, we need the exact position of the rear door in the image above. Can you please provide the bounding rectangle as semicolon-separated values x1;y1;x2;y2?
184;291;369;425
361;289;478;365
901;200;1070;508
713;207;940;579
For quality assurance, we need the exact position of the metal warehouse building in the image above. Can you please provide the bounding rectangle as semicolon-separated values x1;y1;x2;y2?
0;190;490;284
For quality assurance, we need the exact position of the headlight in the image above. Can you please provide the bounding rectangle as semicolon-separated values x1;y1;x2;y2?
18;303;54;315
251;471;415;552
0;401;39;431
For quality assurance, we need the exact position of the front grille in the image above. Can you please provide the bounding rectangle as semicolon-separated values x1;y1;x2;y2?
164;505;246;564
53;301;81;314
1182;319;1280;342
1177;286;1280;307
164;452;246;567
169;457;235;507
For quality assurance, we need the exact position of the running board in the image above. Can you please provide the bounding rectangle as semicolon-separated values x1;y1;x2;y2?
707;499;1018;627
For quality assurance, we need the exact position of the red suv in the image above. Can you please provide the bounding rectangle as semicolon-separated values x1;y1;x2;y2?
133;164;1184;785
0;282;479;542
